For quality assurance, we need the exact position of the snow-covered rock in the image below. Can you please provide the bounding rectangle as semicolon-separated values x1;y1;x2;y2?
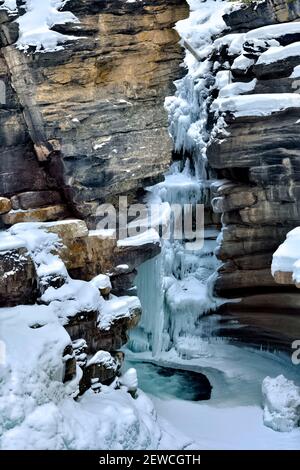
119;368;138;394
262;375;300;432
272;227;300;285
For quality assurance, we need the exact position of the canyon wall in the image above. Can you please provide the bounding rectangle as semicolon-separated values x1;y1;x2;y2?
0;0;188;388
204;0;300;349
0;0;188;225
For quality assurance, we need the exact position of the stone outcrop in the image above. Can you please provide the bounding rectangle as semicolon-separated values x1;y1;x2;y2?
192;0;300;350
0;0;188;225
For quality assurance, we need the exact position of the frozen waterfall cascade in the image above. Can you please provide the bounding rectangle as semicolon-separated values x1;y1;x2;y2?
128;0;231;360
128;166;225;360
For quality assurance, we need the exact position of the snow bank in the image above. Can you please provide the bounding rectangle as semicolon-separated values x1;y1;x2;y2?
290;65;300;78
0;302;183;450
262;375;300;432
212;94;300;118
1;0;16;11
165;0;235;160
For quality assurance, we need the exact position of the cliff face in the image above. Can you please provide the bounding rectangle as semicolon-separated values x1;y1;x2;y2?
203;0;300;348
0;1;188;390
0;0;188;224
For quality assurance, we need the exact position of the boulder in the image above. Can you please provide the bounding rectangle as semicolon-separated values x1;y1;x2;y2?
0;247;36;306
0;197;11;214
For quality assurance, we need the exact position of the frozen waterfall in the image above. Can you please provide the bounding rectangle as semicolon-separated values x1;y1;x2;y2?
128;0;230;359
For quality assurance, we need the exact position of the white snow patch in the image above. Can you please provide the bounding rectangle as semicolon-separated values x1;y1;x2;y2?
219;79;257;98
86;351;117;370
257;42;300;66
90;274;112;291
3;0;80;52
262;375;300;432
272;227;300;283
117;228;160;247
290;65;300;78
212;93;300;118
99;295;141;331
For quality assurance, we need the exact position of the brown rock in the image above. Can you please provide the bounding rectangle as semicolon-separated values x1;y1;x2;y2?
273;271;294;285
1;204;69;225
0;197;11;214
41;219;89;241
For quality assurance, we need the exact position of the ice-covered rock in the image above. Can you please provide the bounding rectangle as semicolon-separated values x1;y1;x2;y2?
262;375;300;432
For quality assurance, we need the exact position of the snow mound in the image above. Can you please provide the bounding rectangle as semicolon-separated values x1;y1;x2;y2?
262;375;300;432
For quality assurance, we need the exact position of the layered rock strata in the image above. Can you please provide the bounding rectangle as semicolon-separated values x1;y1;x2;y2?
0;0;188;225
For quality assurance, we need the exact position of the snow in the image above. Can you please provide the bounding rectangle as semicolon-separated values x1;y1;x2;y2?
216;21;300;57
262;375;300;432
231;55;254;72
119;368;138;392
0;223;187;449
90;274;112;291
272;227;300;283
165;0;235;164
257;42;300;65
0;0;79;52
86;351;117;370
0;301;191;449
117;228;160;247
1;0;16;11
99;295;141;331
130;0;300;451
290;65;300;78
212;93;300;118
219;79;257;98
89;229;116;239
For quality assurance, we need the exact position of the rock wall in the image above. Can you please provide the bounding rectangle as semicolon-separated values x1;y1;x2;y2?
0;0;188;225
0;1;188;391
202;0;300;349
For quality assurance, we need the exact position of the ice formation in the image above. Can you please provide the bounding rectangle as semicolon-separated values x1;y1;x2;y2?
130;0;232;360
262;375;300;432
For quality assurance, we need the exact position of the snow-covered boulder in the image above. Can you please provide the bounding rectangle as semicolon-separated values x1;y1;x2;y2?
262;375;300;432
90;274;112;297
119;368;138;396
